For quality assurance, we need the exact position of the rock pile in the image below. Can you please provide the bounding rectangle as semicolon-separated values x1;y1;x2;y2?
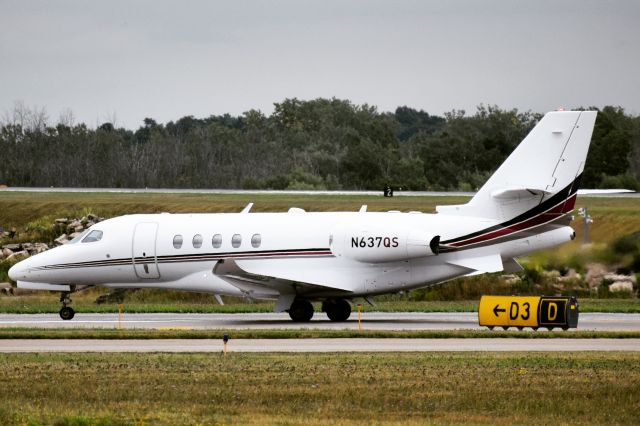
52;214;105;245
0;242;49;261
586;263;637;294
0;213;104;260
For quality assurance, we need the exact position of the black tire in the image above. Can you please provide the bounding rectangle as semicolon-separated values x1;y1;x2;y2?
59;306;75;320
288;300;314;322
324;299;351;322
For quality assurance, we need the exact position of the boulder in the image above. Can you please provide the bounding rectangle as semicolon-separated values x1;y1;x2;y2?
7;250;29;261
501;274;521;285
69;220;82;228
585;263;608;289
20;242;34;251
33;242;49;253
604;273;637;285
87;214;99;222
2;248;13;258
2;243;21;251
54;234;69;245
0;282;12;295
609;281;634;293
55;218;69;224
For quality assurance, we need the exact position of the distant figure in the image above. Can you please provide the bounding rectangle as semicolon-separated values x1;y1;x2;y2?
383;186;394;197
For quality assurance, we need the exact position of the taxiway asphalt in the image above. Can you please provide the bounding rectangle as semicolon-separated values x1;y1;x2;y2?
0;312;638;331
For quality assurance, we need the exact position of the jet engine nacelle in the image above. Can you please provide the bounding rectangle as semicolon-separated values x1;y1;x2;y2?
330;225;440;263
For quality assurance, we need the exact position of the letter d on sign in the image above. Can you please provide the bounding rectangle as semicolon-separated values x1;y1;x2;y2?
547;302;557;321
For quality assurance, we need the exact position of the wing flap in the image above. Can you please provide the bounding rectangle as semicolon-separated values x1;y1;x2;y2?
447;254;504;274
17;281;71;291
213;259;354;296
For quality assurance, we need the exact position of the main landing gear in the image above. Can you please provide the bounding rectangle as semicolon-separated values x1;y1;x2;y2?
287;298;353;322
59;292;75;320
322;298;351;322
288;299;314;322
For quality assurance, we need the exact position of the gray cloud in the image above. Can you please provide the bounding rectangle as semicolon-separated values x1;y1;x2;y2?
1;0;639;128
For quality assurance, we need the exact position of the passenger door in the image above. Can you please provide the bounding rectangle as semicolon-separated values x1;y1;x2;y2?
132;222;160;279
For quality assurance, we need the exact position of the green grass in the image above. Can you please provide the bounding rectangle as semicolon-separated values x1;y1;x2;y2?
2;292;640;313
2;191;638;246
0;352;638;425
0;191;469;230
0;328;639;339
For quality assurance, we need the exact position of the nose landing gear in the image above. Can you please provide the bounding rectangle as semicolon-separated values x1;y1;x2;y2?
59;292;75;320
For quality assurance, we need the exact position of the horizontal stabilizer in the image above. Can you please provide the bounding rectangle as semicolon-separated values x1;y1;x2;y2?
577;189;635;195
490;187;551;199
447;254;504;274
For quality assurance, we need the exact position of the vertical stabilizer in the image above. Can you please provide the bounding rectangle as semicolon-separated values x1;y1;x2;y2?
436;111;597;221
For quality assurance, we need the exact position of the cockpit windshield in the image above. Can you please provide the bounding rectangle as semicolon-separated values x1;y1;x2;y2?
68;229;89;244
81;230;103;243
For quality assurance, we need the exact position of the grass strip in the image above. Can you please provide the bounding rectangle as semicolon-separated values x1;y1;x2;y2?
0;351;638;425
0;327;639;339
1;298;639;313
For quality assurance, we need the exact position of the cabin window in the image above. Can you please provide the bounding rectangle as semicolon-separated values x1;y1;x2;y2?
192;234;203;249
173;234;183;249
231;234;242;248
212;234;222;248
251;233;261;248
82;230;103;243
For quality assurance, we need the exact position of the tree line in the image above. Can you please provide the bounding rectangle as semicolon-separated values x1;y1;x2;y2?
1;99;639;191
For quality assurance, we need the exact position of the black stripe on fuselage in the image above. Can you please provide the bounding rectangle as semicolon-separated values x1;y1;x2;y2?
34;248;333;270
440;173;581;247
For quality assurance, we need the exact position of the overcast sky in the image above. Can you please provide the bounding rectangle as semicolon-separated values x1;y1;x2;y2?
1;0;639;128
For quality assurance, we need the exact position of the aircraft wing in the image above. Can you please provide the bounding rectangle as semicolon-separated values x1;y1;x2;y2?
213;259;353;305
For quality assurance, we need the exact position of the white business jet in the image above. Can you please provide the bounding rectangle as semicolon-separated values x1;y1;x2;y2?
9;111;597;322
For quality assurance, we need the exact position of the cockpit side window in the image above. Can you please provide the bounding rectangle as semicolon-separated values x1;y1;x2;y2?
82;230;103;243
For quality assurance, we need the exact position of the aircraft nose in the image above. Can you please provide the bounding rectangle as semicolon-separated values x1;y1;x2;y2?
8;256;34;282
8;262;23;281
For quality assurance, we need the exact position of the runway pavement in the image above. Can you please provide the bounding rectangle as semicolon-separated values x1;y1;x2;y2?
2;338;640;352
0;312;639;331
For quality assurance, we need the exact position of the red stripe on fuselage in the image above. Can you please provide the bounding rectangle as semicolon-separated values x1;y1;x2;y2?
449;194;577;248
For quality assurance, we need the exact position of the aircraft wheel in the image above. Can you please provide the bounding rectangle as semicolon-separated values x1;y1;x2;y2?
288;300;314;322
324;299;351;322
59;306;75;321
